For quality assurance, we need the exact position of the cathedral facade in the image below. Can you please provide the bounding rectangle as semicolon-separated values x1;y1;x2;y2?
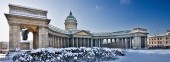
5;4;148;50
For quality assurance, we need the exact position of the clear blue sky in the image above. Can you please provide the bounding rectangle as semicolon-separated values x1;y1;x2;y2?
0;0;170;41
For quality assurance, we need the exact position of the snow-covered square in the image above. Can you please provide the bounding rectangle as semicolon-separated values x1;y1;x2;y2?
1;48;170;62
114;49;170;62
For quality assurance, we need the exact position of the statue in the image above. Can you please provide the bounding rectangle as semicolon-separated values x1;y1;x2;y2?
21;28;29;40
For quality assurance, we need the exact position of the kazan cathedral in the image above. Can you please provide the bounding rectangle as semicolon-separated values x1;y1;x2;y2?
5;4;148;50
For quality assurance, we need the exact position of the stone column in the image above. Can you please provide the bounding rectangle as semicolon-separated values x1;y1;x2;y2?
38;26;49;48
84;38;86;47
76;38;78;47
33;32;39;49
9;24;21;50
91;38;93;47
93;39;96;47
110;39;112;43
97;39;99;47
82;38;84;47
89;38;92;47
145;36;147;49
74;38;76;47
63;37;65;48
53;36;56;48
61;37;63;48
48;35;51;47
87;38;89;47
101;39;104;47
64;37;66;48
55;36;57;48
106;39;108;44
120;38;123;48
116;38;119;48
100;39;103;47
99;39;101;47
80;38;82;47
89;38;91;47
57;37;60;48
51;35;53;47
52;35;54;48
54;36;56;48
59;37;61;48
96;39;98;47
132;36;141;48
95;39;97;47
72;37;74;47
85;38;87;47
67;37;69;47
125;38;128;48
58;37;60;48
52;36;54;47
130;37;132;48
122;38;125;48
78;38;81;47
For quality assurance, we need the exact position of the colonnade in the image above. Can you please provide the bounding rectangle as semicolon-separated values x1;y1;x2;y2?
48;34;147;49
49;35;69;48
48;35;104;48
100;37;133;48
48;36;134;48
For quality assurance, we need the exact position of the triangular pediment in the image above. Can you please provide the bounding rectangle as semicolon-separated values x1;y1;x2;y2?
74;30;91;36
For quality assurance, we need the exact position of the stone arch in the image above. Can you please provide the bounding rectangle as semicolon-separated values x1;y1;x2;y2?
4;4;51;51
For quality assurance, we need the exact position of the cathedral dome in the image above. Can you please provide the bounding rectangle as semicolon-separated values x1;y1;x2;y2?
66;11;77;21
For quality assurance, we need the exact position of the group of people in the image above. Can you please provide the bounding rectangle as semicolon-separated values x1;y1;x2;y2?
12;47;125;62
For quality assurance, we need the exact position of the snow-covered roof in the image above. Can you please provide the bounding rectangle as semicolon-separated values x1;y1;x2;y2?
48;24;90;35
92;30;131;36
8;4;48;19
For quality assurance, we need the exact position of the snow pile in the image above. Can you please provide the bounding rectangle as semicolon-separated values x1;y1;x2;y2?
12;47;126;62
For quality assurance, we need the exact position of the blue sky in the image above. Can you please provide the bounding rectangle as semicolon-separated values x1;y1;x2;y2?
0;0;170;41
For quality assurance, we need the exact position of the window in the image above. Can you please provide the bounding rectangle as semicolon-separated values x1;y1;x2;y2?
166;41;168;44
158;41;159;44
160;38;162;40
157;38;159;40
160;42;162;44
166;38;168;40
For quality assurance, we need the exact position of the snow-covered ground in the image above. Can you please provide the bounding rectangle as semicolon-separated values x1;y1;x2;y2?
112;49;170;62
1;49;170;62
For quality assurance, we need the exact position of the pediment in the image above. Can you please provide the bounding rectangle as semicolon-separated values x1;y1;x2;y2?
74;30;91;36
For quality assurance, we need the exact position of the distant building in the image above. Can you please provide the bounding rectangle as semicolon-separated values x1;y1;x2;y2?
0;41;8;49
0;41;8;53
148;31;170;49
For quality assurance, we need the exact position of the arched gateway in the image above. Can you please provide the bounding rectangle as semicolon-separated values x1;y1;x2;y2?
5;4;148;51
5;4;50;50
